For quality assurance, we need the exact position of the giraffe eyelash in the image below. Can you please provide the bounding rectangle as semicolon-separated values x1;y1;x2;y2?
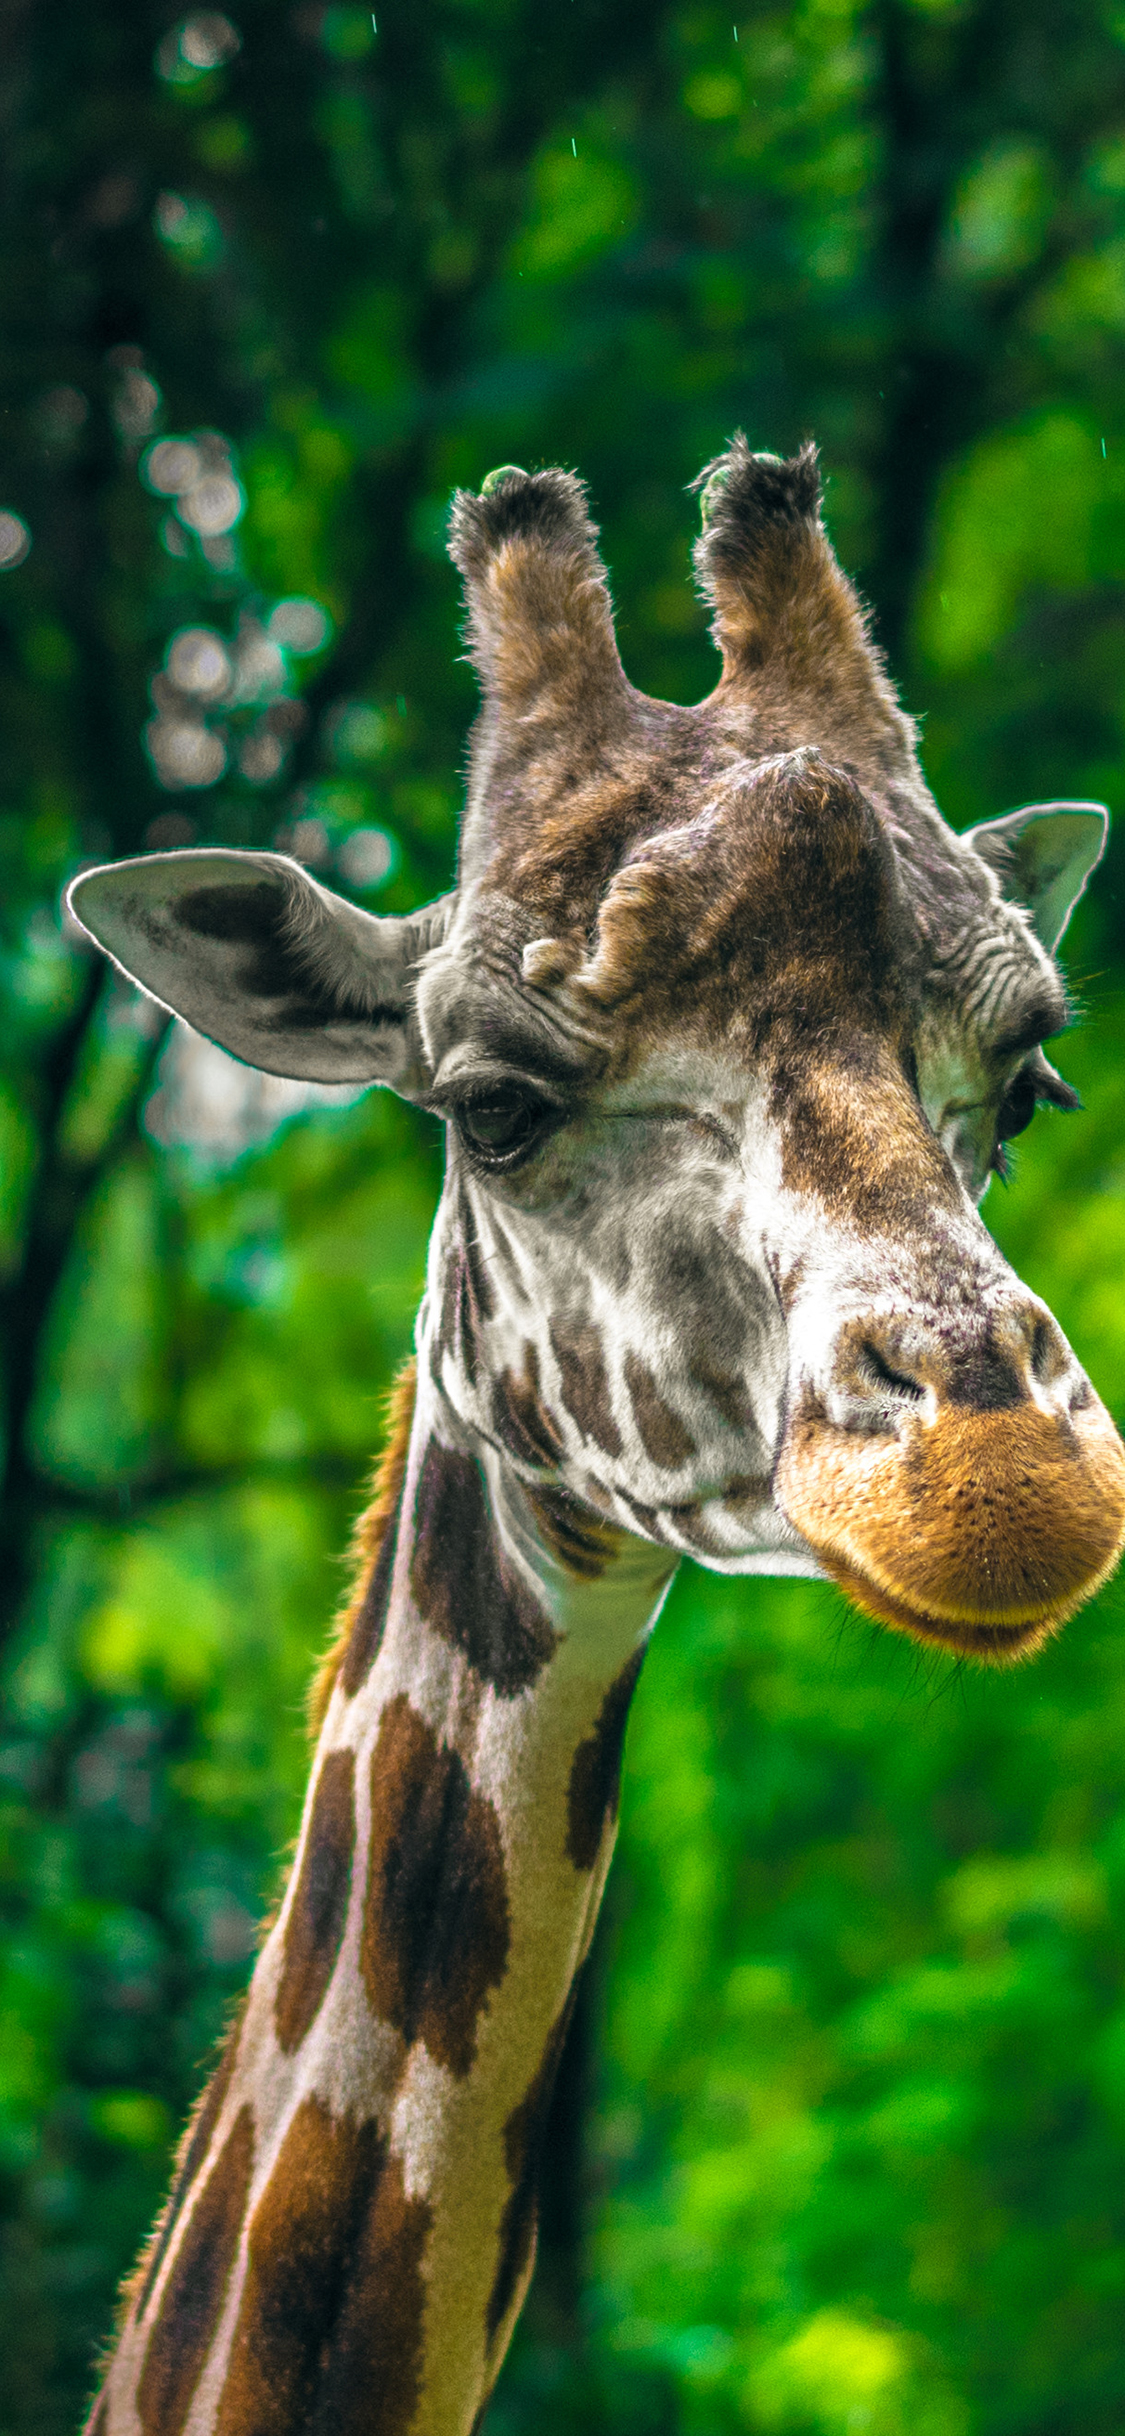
989;1057;1082;1181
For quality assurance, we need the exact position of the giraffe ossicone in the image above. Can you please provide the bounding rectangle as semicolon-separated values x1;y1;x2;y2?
69;439;1125;2436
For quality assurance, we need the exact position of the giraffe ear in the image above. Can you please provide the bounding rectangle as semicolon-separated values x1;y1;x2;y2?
67;850;453;1097
963;802;1109;951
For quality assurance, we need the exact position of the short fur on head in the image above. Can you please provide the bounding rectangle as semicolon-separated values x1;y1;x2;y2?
69;439;1124;1661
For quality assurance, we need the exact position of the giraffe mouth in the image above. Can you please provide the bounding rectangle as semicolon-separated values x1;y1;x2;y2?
774;1392;1125;1668
808;1549;1072;1664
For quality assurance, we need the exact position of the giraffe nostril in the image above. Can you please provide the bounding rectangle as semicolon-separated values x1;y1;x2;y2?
859;1341;925;1406
1030;1313;1060;1386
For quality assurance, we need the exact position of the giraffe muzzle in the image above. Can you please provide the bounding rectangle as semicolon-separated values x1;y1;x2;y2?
775;1311;1125;1661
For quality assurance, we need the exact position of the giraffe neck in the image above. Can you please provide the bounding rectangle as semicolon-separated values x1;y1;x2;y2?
91;1357;676;2436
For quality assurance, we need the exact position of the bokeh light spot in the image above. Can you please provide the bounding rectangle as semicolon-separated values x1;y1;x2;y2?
156;12;241;83
0;511;31;569
112;370;161;442
175;471;244;536
181;11;241;67
145;719;227;790
267;596;331;653
166;627;231;699
237;727;286;785
153;193;225;267
144;438;204;496
337;826;395;888
228;622;285;700
286;817;331;867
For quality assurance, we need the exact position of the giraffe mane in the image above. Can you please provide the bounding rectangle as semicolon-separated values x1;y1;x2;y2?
308;1356;418;1734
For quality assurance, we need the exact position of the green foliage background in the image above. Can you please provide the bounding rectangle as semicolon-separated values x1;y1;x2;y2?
2;3;1125;2429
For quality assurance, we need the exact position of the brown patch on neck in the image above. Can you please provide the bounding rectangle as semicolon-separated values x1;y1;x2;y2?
214;2095;431;2436
317;2146;431;2433
566;1642;649;1869
309;1358;416;1731
274;1748;357;2053
486;1993;578;2350
411;1438;559;1696
137;2104;255;2436
361;1694;510;2076
127;2010;244;2329
435;1192;494;1391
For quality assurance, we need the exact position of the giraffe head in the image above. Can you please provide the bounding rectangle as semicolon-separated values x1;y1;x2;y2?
70;443;1125;1663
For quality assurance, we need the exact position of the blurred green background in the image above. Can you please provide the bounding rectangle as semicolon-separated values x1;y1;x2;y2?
3;3;1125;2430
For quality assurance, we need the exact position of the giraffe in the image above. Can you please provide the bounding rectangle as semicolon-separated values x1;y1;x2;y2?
69;440;1125;2436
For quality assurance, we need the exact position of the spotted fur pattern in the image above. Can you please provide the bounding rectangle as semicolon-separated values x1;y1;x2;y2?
86;1366;675;2436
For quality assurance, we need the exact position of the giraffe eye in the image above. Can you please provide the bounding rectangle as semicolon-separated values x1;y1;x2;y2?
989;1068;1041;1181
990;1055;1081;1178
996;1070;1038;1144
456;1091;555;1168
